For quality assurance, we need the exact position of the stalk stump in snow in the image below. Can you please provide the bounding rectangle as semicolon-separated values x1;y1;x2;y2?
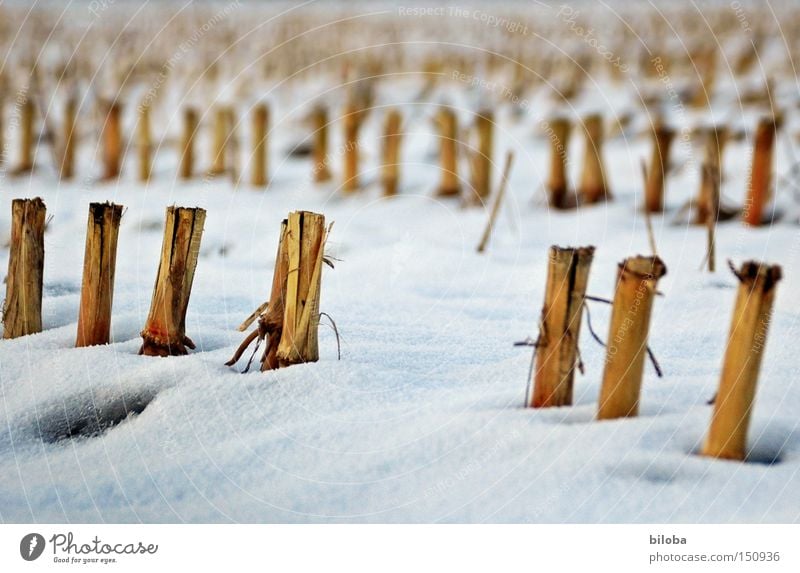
60;96;77;180
579;114;610;204
436;108;461;197
529;246;595;408
702;261;781;461
76;202;123;347
381;108;402;196
102;101;122;180
140;206;206;356
251;103;269;187
644;120;675;213
546;117;572;209
342;103;362;193
311;105;332;183
209;106;231;177
227;211;330;371
14;96;35;173
743;117;777;227
180;107;198;179
3;198;46;339
137;102;152;182
597;256;667;420
468;110;493;205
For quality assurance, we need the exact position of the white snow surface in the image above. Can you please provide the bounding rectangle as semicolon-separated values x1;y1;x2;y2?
1;72;799;523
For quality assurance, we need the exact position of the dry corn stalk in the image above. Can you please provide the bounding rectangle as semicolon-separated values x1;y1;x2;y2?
251;103;269;187
60;96;77;180
702;261;781;461
342;103;362;192
695;126;728;225
179;107;198;179
644;120;675;213
381;108;402;196
436;108;461;196
209;106;230;176
76;203;123;347
101;101;122;180
227;211;331;371
468;110;494;205
597;256;667;420
311;105;332;183
743;117;777;227
140;206;206;356
546;117;572;209
14;96;35;173
137;102;152;182
529;245;595;408
3;198;46;339
579;114;610;203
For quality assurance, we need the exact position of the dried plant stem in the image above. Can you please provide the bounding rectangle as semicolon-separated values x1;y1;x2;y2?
597;256;667;420
468;110;494;205
476;151;514;253
311;106;332;183
546;117;571;209
342;103;361;192
381;108;402;196
179;107;198;180
227;211;330;371
695;126;727;225
579;114;610;203
138;102;152;182
529;245;595;407
76;203;123;347
102;101;122;180
702;261;781;461
251;103;269;187
3;198;46;339
140;206;206;356
16;97;35;173
60;96;77;180
209;106;230;176
743;117;777;227
436;108;461;196
644;120;675;213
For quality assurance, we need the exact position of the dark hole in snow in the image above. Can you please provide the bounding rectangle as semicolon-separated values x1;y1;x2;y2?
35;391;156;444
746;449;783;466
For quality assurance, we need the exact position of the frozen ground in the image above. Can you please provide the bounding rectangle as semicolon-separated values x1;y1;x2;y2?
1;71;799;523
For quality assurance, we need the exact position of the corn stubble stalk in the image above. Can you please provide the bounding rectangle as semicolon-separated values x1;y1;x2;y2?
743;117;777;227
597;256;667;420
311;106;332;183
140;206;206;356
14;96;35;173
528;245;595;408
209;106;230;176
3;198;46;339
381;108;402;196
436;107;460;196
695;126;728;225
644;120;675;213
579;114;610;203
342;103;362;192
468;110;493;205
60;96;77;180
227;211;330;371
137;102;152;182
102;101;122;180
702;261;781;461
179;107;198;179
546;117;572;209
251;103;268;187
76;203;123;347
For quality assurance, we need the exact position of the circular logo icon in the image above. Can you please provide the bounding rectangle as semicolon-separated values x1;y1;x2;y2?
20;533;45;561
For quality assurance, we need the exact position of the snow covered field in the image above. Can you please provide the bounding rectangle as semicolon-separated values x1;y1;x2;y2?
1;1;799;523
